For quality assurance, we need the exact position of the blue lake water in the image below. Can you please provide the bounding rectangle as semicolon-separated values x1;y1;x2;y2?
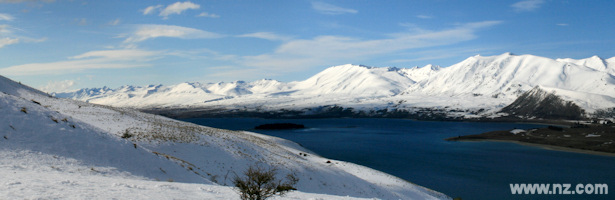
182;118;615;200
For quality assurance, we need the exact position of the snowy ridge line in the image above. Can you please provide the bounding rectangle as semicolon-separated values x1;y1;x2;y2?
0;74;450;199
56;53;615;117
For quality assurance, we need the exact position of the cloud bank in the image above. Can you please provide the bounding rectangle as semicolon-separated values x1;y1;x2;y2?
39;80;75;93
0;49;161;75
511;0;545;12
123;24;224;43
241;21;502;71
311;2;357;15
143;1;201;19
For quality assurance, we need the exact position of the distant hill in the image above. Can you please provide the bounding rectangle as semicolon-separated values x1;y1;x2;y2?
55;53;615;119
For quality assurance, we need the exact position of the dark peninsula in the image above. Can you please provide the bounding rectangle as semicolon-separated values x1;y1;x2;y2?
446;123;615;156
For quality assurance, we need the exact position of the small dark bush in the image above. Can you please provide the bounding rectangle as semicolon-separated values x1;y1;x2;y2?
233;165;297;200
20;107;27;114
121;130;133;139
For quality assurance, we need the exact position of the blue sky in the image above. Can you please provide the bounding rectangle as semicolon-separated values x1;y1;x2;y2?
0;0;613;92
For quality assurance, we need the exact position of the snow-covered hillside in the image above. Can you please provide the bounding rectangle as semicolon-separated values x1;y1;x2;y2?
1;75;449;199
291;64;415;96
408;53;615;110
56;53;615;116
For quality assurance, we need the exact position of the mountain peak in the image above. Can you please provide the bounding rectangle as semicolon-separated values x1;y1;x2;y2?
53;53;615;113
330;64;374;70
424;64;441;71
588;55;603;60
294;64;413;96
557;55;609;73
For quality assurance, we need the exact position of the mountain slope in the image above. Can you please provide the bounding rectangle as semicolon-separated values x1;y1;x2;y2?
500;86;585;119
1;75;448;199
409;53;614;97
291;64;415;96
55;53;615;117
407;53;615;112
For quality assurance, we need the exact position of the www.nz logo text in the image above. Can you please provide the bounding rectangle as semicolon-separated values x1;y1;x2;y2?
510;183;608;195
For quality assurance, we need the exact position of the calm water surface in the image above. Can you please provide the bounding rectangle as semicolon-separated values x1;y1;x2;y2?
182;118;615;200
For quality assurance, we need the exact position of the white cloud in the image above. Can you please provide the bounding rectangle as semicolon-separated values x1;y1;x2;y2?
39;80;75;93
70;49;162;60
0;24;45;48
416;15;432;19
511;0;545;12
123;24;224;43
0;13;14;21
108;18;121;26
311;2;357;15
0;37;19;48
197;12;220;18
0;49;161;75
143;2;201;19
556;23;569;26
143;5;162;15
0;25;19;48
159;1;200;19
238;32;292;41
0;24;11;33
0;60;147;76
240;21;502;71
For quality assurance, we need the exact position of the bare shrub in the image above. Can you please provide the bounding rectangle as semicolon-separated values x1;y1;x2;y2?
233;165;298;200
121;129;133;139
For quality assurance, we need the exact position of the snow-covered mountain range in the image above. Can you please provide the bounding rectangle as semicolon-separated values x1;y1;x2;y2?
0;75;449;199
56;53;615;118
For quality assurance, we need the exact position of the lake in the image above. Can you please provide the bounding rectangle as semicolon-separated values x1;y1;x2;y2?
182;118;615;200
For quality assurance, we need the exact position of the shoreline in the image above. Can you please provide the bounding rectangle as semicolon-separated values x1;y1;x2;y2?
140;107;583;126
455;138;615;157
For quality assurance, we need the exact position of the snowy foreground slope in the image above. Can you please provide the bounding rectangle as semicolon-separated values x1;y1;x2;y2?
57;53;615;117
0;75;449;199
